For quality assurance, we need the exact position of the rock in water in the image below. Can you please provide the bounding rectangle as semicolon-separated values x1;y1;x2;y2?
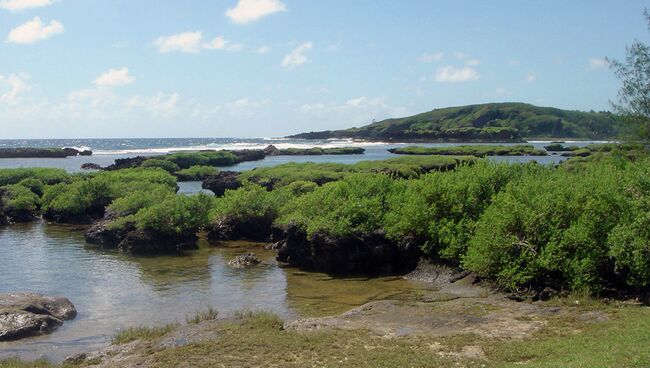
228;253;261;268
80;162;102;170
0;292;77;341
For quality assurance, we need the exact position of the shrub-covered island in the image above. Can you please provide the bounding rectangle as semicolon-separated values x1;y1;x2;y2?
1;148;649;295
388;144;547;156
0;147;92;158
289;102;620;142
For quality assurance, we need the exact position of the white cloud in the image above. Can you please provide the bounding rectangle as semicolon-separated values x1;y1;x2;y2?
434;66;480;82
0;73;30;104
495;87;507;96
154;31;202;53
225;0;287;24
466;59;480;66
419;52;444;63
525;72;537;83
257;45;272;54
282;42;313;69
154;32;242;53
94;67;134;87
588;58;609;70
7;16;63;44
0;0;53;11
507;59;520;66
203;36;227;50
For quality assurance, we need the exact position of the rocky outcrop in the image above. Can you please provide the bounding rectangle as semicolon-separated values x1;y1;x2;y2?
81;162;102;170
0;147;91;158
85;217;198;254
207;215;273;242
275;225;421;274
103;156;148;171
228;253;261;267
0;292;76;341
228;149;267;163
263;145;280;156
201;171;242;196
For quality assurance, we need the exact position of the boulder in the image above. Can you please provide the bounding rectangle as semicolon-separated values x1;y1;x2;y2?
81;162;102;170
0;292;76;341
201;171;242;196
276;225;421;274
263;145;280;156
228;252;261;268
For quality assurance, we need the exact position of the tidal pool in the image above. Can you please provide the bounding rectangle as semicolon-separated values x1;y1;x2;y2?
0;221;425;362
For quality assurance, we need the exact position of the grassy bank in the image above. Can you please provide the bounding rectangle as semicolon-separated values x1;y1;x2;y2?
3;302;648;368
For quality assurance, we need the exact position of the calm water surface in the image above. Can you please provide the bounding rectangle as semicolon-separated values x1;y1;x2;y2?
0;221;423;362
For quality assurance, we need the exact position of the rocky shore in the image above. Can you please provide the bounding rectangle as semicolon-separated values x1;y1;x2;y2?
0;292;76;341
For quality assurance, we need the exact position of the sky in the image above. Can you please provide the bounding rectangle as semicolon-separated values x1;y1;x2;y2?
0;0;648;139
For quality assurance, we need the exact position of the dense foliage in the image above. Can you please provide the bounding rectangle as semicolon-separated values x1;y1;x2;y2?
174;165;219;181
213;155;650;293
290;103;621;141
41;168;177;221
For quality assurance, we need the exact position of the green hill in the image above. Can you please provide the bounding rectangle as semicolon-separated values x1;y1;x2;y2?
289;102;621;142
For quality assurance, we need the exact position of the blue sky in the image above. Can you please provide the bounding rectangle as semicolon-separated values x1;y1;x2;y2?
0;0;648;138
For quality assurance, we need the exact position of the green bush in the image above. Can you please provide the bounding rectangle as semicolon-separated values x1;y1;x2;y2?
17;177;45;196
107;186;176;215
277;174;397;237
175;165;218;181
163;151;238;169
133;193;213;235
210;184;282;222
463;160;647;292
0;168;71;186
384;160;531;261
141;159;180;173
1;184;40;217
41;168;177;219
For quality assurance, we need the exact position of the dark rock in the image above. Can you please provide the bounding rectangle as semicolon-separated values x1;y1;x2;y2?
85;217;197;254
201;171;242;196
103;156;148;171
79;150;93;156
263;145;280;156
43;204;105;224
117;229;198;254
448;270;473;284
228;149;267;163
85;217;136;247
81;162;102;170
276;225;421;274
207;215;273;242
0;292;76;341
228;252;261;267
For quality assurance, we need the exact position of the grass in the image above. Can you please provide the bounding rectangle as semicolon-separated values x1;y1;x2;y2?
111;322;180;344
186;307;219;324
3;304;650;367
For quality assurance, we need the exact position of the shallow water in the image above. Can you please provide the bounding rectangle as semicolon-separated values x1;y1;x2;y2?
0;141;585;174
0;221;423;361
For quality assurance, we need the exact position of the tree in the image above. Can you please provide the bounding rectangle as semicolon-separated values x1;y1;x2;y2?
608;9;650;142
